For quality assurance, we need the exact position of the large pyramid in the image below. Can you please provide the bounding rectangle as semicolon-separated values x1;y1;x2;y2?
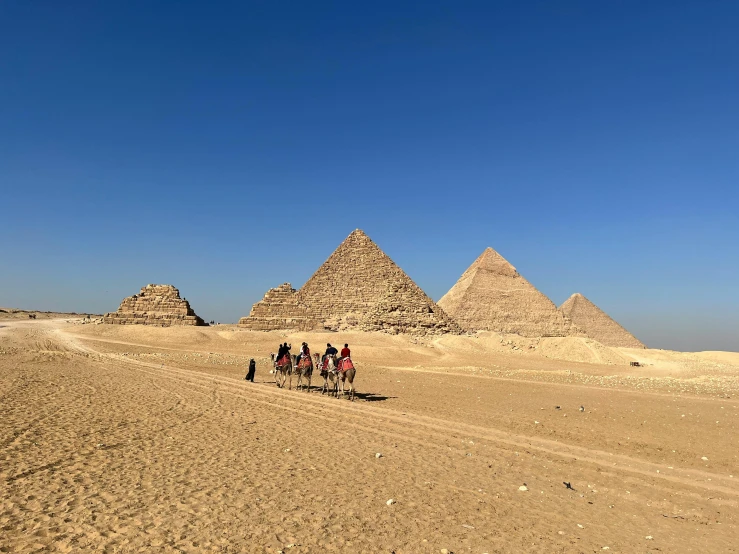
239;230;460;335
104;284;205;326
559;293;645;348
437;248;578;337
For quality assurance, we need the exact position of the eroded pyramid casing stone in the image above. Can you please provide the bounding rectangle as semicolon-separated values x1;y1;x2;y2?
103;284;205;326
438;247;578;337
239;229;460;335
559;293;645;348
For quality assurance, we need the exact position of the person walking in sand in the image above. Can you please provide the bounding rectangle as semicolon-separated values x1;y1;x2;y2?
245;359;256;382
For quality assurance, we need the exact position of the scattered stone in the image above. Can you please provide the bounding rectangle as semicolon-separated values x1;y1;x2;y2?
376;453;383;458
579;406;585;412
518;485;528;492
577;524;584;528
646;536;653;540
386;499;396;506
701;456;708;461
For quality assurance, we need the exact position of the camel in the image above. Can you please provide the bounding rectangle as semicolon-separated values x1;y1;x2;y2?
294;353;313;392
320;354;339;396
273;353;293;389
337;358;357;401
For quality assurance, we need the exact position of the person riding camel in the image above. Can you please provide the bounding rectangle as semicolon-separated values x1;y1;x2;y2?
296;342;310;367
324;343;338;362
340;343;350;359
276;342;290;365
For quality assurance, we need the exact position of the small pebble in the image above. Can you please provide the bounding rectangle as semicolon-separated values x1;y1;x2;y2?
646;536;653;540
518;485;528;492
376;453;383;458
386;499;396;506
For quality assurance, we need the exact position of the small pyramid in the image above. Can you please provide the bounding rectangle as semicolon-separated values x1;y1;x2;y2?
239;230;460;335
559;293;645;348
438;248;577;337
104;284;205;326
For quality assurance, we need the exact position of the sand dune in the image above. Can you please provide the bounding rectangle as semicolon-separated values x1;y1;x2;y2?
1;318;737;552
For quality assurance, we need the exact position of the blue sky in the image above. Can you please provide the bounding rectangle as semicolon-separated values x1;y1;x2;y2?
1;1;737;351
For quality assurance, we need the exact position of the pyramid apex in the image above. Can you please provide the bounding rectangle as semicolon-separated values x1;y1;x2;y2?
470;247;517;276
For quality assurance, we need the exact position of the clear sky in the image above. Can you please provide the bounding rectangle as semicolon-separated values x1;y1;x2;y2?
1;1;737;352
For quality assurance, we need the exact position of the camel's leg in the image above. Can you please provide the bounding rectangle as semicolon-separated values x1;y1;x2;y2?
306;372;311;392
288;371;292;390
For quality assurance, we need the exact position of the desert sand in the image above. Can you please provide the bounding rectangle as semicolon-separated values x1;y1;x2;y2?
1;316;738;552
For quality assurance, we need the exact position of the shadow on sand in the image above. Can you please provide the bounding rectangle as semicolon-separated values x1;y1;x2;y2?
352;391;395;402
255;380;395;402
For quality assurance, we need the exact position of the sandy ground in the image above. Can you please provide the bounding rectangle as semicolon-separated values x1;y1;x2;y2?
1;318;737;553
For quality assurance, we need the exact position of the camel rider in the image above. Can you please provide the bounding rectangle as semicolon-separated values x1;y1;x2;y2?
276;343;290;364
340;343;351;359
324;343;338;362
302;343;310;364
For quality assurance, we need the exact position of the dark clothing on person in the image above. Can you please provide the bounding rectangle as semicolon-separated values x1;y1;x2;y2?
246;360;256;382
325;346;338;357
276;345;290;362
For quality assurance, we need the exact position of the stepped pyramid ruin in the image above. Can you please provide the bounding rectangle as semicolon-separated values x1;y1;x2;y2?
103;284;205;326
559;293;645;348
239;229;460;335
437;248;578;337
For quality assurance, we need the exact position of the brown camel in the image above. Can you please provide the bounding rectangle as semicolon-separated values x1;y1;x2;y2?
273;353;293;389
338;358;357;401
294;354;313;392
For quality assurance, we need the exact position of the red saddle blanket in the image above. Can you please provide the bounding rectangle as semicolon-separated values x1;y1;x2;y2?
338;358;354;372
276;355;290;366
297;357;312;369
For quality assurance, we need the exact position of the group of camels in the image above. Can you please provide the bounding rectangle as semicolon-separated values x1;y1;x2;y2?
270;352;356;401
